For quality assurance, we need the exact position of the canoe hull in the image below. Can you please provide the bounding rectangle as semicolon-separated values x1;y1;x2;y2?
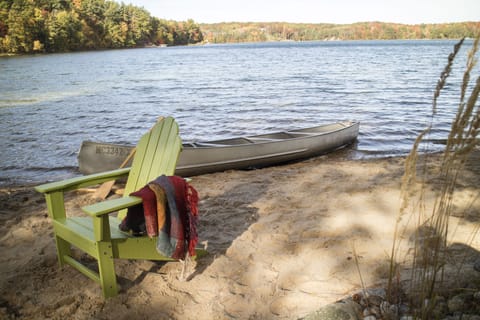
78;121;359;177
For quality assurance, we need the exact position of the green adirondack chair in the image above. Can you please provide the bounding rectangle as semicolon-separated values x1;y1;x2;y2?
35;117;203;298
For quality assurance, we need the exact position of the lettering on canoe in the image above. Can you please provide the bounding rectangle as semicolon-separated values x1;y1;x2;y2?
95;145;131;157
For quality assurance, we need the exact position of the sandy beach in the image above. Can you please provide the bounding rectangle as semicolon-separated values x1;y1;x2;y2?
1;150;479;319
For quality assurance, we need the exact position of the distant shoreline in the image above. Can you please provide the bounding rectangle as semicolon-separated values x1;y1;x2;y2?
199;21;479;44
0;37;471;58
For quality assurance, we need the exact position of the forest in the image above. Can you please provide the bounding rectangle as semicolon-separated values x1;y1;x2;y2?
1;0;479;54
200;21;480;43
0;0;203;54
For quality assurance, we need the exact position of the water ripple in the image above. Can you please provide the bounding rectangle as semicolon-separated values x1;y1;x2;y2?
0;40;476;185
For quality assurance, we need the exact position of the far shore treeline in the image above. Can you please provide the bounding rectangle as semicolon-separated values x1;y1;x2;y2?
1;0;479;55
201;21;480;43
0;0;204;54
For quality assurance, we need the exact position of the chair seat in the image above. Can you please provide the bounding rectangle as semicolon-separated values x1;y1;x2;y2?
69;216;129;240
55;216;177;261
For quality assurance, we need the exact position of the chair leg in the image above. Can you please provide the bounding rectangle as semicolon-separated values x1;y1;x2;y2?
96;242;118;298
54;236;72;268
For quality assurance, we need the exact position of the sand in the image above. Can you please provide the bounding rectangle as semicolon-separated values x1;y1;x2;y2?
1;151;479;319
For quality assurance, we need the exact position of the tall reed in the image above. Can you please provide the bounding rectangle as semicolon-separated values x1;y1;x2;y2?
387;36;480;319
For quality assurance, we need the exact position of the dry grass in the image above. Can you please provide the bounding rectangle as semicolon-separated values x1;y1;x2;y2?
386;36;480;319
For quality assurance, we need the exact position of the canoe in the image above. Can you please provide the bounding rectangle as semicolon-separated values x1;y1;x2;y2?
78;121;359;177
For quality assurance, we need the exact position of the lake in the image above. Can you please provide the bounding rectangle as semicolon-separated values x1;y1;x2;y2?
0;39;475;186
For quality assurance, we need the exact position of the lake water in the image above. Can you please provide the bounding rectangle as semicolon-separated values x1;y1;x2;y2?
0;40;476;186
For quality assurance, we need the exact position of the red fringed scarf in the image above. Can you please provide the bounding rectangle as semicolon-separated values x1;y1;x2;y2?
121;176;199;259
165;176;199;257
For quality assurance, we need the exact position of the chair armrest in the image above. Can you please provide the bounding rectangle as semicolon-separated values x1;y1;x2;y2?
35;168;131;194
82;196;142;217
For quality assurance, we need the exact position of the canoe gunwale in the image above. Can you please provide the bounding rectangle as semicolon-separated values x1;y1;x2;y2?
178;147;309;170
187;122;357;149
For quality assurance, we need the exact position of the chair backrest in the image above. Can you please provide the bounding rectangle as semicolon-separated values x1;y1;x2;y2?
118;117;182;220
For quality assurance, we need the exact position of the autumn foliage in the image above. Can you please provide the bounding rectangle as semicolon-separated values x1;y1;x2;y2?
0;0;203;53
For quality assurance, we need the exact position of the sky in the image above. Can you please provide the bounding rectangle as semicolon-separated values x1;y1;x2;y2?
126;0;480;24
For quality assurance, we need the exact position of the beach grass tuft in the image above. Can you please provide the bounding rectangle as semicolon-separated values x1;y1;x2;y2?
387;35;480;319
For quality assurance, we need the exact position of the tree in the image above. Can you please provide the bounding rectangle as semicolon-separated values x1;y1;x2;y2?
103;0;124;47
122;4;152;47
78;0;106;46
0;0;13;38
45;10;82;52
4;0;39;53
184;19;203;43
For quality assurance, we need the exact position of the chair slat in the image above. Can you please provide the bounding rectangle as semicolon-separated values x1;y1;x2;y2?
124;117;181;196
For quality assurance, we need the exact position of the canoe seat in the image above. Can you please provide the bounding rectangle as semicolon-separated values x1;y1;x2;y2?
247;137;283;142
193;142;233;147
286;131;317;136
